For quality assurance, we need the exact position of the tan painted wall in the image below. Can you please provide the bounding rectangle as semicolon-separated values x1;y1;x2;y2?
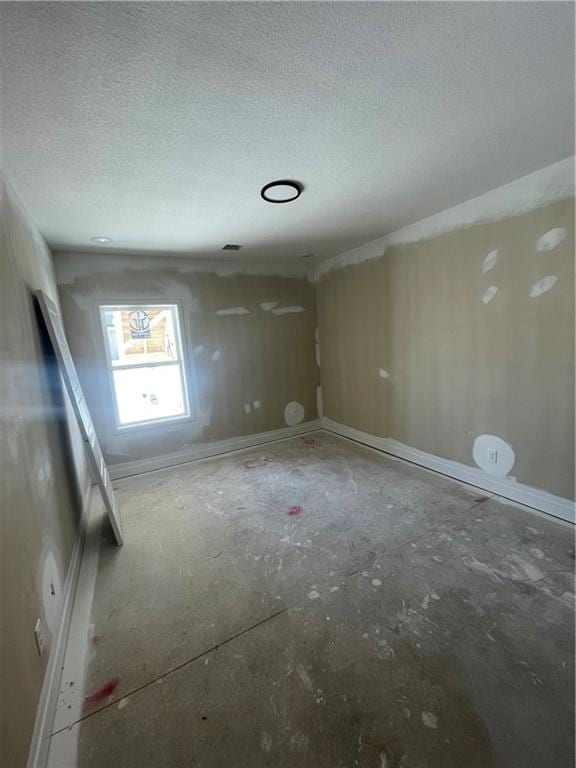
54;253;319;467
0;177;89;766
317;198;575;500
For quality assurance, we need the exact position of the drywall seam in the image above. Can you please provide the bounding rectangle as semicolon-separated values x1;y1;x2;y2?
26;483;94;768
55;252;315;285
109;420;323;479
322;418;575;524
315;156;575;279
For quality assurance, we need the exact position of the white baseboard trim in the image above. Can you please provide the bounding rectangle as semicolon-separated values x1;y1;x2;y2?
322;418;575;524
27;482;94;768
109;420;323;480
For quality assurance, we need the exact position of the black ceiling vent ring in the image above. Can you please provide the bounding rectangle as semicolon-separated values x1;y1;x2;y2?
261;180;303;204
222;244;242;251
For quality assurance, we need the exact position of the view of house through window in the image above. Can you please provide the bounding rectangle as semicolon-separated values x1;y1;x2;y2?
99;304;190;427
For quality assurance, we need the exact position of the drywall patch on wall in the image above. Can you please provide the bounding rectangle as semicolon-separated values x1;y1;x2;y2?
284;401;305;426
216;307;251;316
316;385;323;418
536;227;567;252
55;252;311;286
315;328;321;367
473;434;516;477
40;547;63;636
481;286;499;304
253;400;261;410
54;251;318;470
193;345;205;356
272;305;305;316
36;454;53;496
244;403;252;414
482;249;499;273
378;368;390;380
315;156;574;279
0;176;89;768
260;302;278;311
317;197;574;500
529;275;558;298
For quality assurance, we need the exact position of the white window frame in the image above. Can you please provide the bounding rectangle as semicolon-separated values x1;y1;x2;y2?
99;302;192;430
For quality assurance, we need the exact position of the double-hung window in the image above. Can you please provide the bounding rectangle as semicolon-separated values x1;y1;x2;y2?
99;304;190;428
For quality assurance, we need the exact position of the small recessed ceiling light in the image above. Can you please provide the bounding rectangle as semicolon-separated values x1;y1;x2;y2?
261;180;303;204
222;244;243;251
90;236;112;244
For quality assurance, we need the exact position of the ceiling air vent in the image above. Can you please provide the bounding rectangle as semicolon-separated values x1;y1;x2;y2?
222;244;242;251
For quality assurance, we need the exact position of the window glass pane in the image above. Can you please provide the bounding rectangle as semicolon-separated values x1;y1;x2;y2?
104;307;181;367
112;364;186;425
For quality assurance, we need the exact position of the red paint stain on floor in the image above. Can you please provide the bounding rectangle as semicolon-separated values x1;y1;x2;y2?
288;505;303;516
84;678;119;710
302;437;319;447
474;496;490;504
569;551;575;561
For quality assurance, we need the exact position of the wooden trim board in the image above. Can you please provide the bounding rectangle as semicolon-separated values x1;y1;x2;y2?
26;484;94;768
36;290;124;545
109;420;323;479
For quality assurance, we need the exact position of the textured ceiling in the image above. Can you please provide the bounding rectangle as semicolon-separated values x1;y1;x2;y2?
0;2;574;262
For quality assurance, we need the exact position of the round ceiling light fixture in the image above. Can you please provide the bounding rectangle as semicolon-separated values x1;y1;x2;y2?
90;236;113;244
261;179;303;204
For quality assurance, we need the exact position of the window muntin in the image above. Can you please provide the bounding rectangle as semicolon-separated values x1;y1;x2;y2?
99;304;190;428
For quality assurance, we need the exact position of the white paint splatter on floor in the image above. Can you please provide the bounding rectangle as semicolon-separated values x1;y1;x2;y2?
462;556;503;583
421;711;438;729
296;664;313;691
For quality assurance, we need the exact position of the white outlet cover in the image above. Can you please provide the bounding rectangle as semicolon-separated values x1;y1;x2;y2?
473;434;515;476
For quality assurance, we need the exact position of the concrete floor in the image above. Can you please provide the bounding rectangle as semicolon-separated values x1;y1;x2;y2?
49;433;574;767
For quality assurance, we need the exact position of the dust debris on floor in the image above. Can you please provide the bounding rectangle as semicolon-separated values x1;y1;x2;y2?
48;434;574;768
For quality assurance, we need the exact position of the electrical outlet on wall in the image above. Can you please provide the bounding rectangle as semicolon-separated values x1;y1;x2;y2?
487;448;498;464
34;618;46;657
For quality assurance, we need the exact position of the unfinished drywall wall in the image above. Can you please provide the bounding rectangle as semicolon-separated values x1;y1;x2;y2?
54;253;319;470
316;197;575;500
0;176;89;766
